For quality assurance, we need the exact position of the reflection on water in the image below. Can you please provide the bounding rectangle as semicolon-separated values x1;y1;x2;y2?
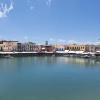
0;57;100;100
56;57;100;67
0;57;100;72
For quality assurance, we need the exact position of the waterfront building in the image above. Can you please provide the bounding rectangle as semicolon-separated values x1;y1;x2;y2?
95;45;100;52
0;46;3;51
53;44;65;51
65;44;86;51
40;45;54;52
0;42;3;51
21;42;36;52
17;43;22;52
65;44;96;52
0;40;18;52
0;40;98;53
85;45;96;52
38;41;55;52
17;42;40;52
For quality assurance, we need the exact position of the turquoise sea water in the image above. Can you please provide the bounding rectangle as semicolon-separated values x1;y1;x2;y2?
0;57;100;100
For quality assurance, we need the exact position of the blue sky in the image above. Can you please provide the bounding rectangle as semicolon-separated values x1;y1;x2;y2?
0;0;100;44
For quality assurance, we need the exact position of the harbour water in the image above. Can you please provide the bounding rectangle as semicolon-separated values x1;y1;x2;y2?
0;57;100;100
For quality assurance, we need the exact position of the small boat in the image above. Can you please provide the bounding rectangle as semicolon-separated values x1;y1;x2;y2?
83;55;90;58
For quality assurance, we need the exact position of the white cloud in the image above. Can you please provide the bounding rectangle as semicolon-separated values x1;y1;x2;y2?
67;40;78;44
46;0;52;7
0;1;14;18
83;41;100;45
58;39;66;43
67;40;97;45
49;38;66;44
26;0;53;10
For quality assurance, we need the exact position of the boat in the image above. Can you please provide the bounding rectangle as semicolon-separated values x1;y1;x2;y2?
82;55;90;58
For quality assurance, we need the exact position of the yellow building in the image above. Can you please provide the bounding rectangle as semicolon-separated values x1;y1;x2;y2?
65;44;96;52
65;44;86;51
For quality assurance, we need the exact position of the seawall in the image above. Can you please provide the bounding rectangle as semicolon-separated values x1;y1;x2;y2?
0;52;100;59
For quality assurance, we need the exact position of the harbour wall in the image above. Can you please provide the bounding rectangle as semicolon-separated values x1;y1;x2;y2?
0;52;100;59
